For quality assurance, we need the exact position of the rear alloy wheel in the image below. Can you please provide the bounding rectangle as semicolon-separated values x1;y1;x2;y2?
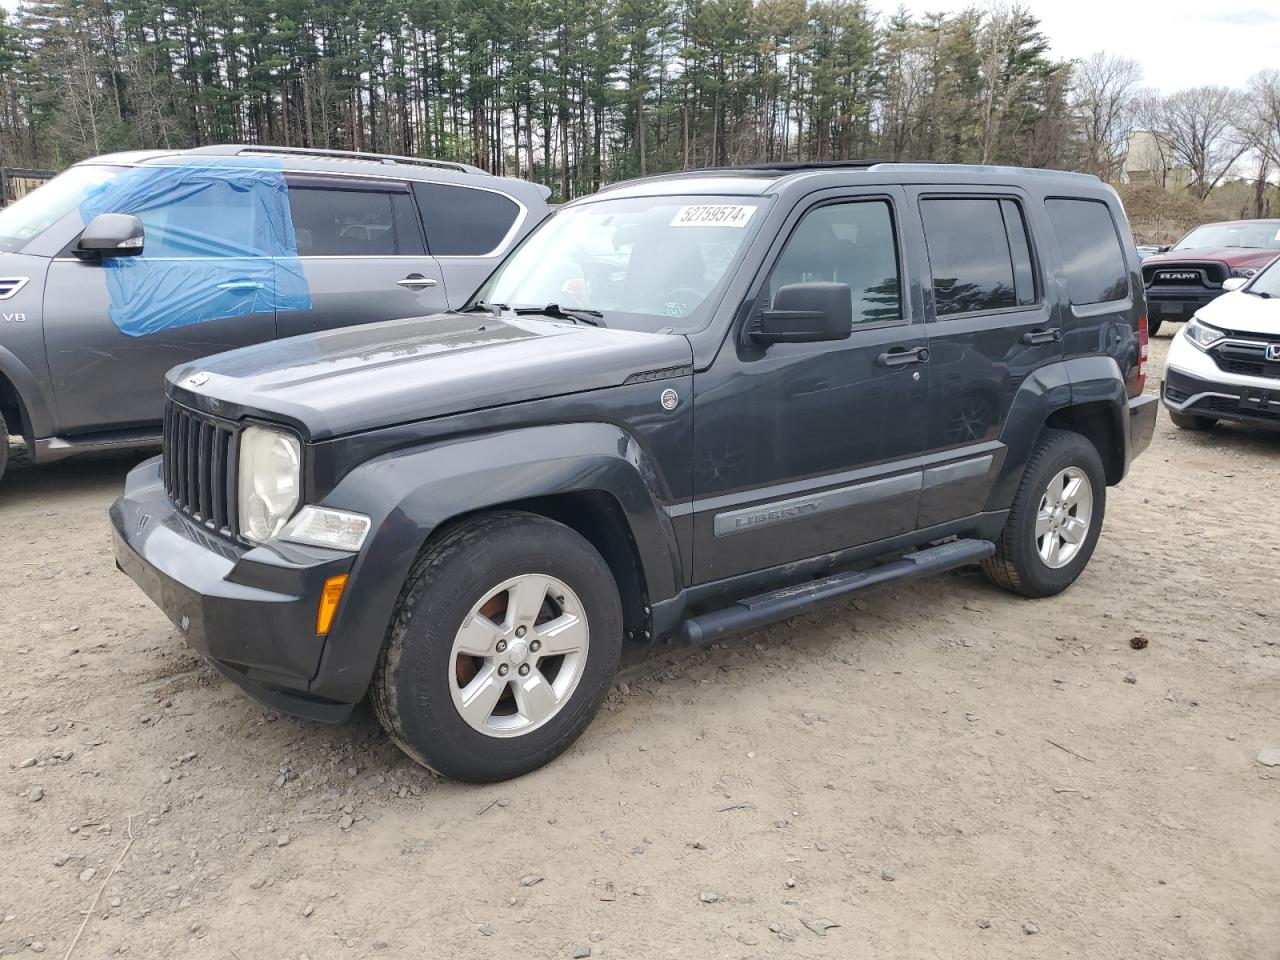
1033;467;1093;570
983;429;1106;598
371;511;622;782
1168;409;1216;431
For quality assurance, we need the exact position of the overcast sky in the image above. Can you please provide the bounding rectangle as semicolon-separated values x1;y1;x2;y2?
894;0;1279;91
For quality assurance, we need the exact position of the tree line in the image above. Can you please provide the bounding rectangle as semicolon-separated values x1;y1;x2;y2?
1;0;1277;204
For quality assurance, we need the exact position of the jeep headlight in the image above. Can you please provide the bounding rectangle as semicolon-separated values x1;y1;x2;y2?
1183;317;1227;351
237;425;301;543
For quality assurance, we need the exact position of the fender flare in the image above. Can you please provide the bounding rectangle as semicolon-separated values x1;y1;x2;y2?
307;421;685;704
0;344;54;440
987;355;1126;511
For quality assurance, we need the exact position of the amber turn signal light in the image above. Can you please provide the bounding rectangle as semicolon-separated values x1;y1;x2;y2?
316;574;349;636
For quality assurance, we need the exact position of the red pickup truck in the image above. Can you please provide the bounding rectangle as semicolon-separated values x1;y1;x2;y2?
1140;219;1280;335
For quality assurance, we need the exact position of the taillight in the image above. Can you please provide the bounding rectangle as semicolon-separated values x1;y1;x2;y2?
1136;315;1149;395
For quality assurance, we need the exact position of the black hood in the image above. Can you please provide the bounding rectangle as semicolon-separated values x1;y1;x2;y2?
166;312;693;439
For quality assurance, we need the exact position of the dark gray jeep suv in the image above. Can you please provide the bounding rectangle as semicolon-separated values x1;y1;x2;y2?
111;161;1157;781
0;145;550;484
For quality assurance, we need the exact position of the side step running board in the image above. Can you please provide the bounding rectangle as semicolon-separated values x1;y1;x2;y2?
678;538;995;647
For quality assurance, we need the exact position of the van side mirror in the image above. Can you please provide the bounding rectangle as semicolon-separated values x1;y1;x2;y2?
1221;276;1247;292
78;213;145;258
750;282;853;345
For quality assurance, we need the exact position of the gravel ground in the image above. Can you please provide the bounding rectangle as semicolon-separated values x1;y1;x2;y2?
2;334;1278;959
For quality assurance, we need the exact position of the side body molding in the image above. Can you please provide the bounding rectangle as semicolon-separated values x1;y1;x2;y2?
307;421;686;704
986;355;1127;511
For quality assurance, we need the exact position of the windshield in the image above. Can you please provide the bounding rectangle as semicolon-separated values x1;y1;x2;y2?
1173;222;1280;252
474;194;769;333
1247;257;1280;297
0;165;123;254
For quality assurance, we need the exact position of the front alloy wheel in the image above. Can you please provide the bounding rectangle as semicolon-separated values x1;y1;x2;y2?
450;574;589;737
371;511;623;782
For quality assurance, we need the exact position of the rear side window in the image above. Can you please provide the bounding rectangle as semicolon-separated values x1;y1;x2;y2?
288;187;399;257
1045;198;1129;305
415;182;520;256
921;197;1037;317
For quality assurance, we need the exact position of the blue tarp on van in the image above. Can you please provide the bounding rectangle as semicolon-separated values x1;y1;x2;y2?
79;157;311;337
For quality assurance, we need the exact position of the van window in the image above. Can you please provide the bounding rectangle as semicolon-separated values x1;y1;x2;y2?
136;185;262;258
0;165;121;253
768;200;902;325
288;187;399;256
1045;198;1129;304
922;197;1036;317
415;182;520;256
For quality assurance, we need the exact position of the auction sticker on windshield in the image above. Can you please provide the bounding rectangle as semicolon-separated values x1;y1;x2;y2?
670;204;756;228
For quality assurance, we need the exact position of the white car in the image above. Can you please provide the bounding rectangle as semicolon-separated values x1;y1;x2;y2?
1161;256;1280;431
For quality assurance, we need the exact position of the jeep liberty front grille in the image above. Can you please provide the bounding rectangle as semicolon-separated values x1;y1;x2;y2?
162;402;236;536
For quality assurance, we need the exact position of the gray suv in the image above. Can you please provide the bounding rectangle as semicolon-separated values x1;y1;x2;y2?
0;145;550;484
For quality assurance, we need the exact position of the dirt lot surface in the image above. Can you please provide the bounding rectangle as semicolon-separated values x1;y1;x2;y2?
2;335;1278;960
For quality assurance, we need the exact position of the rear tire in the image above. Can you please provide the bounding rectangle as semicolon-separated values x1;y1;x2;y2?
1168;409;1216;431
1148;318;1163;337
371;510;623;782
983;429;1106;599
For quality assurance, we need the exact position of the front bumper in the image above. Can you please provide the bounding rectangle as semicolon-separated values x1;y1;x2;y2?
1145;286;1221;322
1161;332;1280;429
110;458;357;722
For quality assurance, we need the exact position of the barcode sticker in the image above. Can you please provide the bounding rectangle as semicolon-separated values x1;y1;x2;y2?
670;204;755;228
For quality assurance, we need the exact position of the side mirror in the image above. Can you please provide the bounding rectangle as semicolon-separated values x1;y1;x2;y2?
1221;276;1248;292
750;282;852;345
1157;244;1172;254
78;213;144;258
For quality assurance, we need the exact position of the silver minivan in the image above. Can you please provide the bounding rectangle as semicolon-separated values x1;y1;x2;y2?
0;145;550;484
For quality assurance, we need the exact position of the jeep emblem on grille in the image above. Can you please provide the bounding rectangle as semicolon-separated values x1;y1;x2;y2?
186;372;210;387
1266;345;1280;362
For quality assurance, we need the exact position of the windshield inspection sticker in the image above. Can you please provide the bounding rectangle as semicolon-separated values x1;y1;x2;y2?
670;204;755;228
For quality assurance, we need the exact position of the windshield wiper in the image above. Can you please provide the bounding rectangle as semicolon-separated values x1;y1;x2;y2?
512;303;606;327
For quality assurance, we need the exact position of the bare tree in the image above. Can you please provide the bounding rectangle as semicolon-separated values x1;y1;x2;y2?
1247;69;1280;167
1144;86;1248;200
1069;51;1141;179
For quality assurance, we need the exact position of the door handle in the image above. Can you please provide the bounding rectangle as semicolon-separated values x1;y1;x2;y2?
1021;328;1062;345
217;280;264;291
877;346;930;367
397;275;438;289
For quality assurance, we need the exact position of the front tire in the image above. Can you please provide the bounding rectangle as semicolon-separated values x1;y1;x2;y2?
371;510;623;782
983;429;1106;598
0;414;8;487
1168;409;1216;431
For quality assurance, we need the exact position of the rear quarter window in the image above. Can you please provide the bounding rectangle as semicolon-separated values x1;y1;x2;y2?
415;182;521;256
1045;198;1129;305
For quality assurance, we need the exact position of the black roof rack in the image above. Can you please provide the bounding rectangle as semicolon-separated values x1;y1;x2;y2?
718;160;886;172
185;144;488;176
